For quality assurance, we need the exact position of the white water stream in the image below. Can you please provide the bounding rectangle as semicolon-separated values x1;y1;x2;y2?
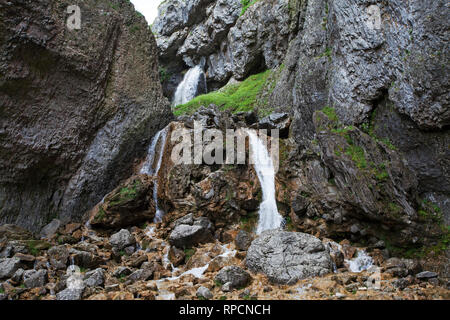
172;65;206;106
141;126;169;223
247;130;284;234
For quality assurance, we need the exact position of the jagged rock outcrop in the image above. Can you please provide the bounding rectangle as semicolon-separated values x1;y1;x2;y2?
263;0;449;217
89;175;155;230
0;0;172;232
154;0;293;97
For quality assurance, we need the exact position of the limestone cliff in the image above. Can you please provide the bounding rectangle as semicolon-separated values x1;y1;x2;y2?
0;0;172;232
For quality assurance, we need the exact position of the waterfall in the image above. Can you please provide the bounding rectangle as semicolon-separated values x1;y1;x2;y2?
172;65;207;106
141;126;169;223
345;250;374;272
247;130;284;234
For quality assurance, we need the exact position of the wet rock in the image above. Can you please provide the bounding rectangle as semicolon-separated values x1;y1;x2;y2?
196;286;213;300
47;246;70;270
83;268;104;288
109;229;136;251
39;219;61;240
215;266;251;289
169;224;214;248
23;269;47;289
0;257;22;279
246;230;332;284
168;246;185;267
235;230;252;251
416;271;438;280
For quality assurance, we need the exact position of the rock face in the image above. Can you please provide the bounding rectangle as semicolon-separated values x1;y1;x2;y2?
154;0;293;97
246;230;333;284
0;0;172;232
263;0;449;217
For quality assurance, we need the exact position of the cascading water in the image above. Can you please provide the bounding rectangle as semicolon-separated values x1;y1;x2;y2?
141;126;169;223
247;130;284;234
345;250;374;272
172;65;207;106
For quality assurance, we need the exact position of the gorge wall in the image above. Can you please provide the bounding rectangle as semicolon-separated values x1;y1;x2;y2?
154;0;449;224
0;0;172;232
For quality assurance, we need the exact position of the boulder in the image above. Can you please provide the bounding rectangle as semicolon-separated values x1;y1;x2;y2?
90;175;155;229
39;219;61;239
47;246;70;270
83;268;105;288
214;266;251;289
168;246;186;267
69;249;103;269
109;229;136;251
56;288;83;301
23;269;47;289
196;286;213;300
169;224;214;248
0;257;22;279
235;230;252;251
246;230;332;284
113;267;133;278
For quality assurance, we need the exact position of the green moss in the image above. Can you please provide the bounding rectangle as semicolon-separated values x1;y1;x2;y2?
240;0;261;16
345;145;367;169
159;66;170;84
173;70;272;116
321;106;339;123
240;211;259;233
25;240;51;256
109;180;141;206
419;199;443;223
184;248;196;263
94;206;106;223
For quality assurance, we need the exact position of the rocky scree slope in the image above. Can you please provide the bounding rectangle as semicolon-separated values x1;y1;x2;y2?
0;0;172;232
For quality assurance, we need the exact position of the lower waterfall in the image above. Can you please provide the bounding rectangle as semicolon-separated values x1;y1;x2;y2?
247;130;284;234
141;126;169;223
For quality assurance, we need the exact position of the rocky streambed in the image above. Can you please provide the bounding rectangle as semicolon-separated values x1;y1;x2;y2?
0;217;448;301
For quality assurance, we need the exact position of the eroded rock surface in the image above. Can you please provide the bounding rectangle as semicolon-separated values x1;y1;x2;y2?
246;230;333;284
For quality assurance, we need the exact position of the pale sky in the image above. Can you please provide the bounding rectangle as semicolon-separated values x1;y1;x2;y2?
130;0;164;25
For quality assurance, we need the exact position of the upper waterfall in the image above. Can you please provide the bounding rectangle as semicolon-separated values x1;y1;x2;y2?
247;130;284;234
172;65;207;106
